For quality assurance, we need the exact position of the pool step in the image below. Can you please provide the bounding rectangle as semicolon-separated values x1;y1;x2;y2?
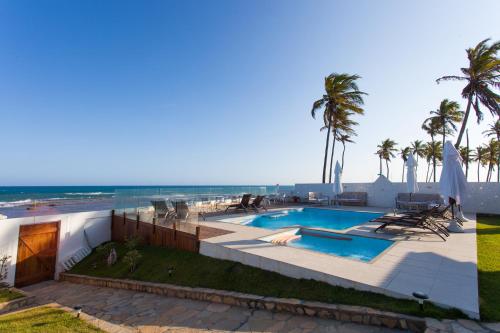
271;234;301;245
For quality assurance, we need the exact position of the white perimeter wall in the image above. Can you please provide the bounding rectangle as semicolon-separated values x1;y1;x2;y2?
0;210;111;286
295;177;500;214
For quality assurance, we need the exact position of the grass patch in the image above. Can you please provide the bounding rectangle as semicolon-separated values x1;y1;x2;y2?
0;306;104;332
70;242;465;319
477;214;500;321
0;289;24;303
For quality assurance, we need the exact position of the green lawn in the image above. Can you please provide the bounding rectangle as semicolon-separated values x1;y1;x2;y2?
0;306;104;332
70;242;465;319
0;289;24;303
476;214;500;321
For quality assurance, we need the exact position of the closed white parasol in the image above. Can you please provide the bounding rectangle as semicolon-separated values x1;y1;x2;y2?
334;161;343;195
406;153;419;194
439;141;468;232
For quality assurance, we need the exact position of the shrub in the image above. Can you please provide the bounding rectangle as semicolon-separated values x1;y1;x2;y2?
96;242;115;261
0;255;11;289
124;235;142;250
123;250;142;272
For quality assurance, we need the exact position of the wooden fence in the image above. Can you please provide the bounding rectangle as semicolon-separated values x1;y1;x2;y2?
111;210;200;253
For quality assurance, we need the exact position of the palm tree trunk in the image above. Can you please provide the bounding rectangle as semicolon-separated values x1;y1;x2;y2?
497;134;500;182
442;118;446;148
402;161;405;182
432;135;436;183
321;123;331;183
477;161;480;182
341;142;346;170
386;159;390;179
465;130;469;180
379;156;382;176
328;130;337;183
455;95;473;148
426;162;430;182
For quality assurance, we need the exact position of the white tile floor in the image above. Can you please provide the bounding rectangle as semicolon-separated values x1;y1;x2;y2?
199;206;479;319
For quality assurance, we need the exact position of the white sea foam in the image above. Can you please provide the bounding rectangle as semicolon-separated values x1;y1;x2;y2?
64;192;113;196
0;199;33;208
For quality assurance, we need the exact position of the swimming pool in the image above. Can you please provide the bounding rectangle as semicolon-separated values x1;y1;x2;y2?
245;208;382;230
264;228;394;262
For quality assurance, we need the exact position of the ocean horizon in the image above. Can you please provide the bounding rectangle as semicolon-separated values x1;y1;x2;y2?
0;185;293;208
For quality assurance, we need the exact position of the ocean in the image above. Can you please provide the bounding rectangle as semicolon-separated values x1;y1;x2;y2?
0;185;293;218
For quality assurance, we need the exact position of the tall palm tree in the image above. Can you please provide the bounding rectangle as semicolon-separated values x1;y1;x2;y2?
311;73;367;183
411;140;426;177
425;99;463;148
399;147;411;182
473;146;488;182
376;139;398;179
484;139;500;182
459;146;473;180
483;120;500;182
437;38;500;147
327;110;358;183
337;133;355;170
422;118;441;182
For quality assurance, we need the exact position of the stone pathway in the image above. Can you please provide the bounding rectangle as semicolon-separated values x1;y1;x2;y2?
22;281;409;333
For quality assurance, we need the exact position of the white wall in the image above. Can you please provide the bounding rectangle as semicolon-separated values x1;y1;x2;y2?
294;177;500;214
0;210;111;286
294;183;335;197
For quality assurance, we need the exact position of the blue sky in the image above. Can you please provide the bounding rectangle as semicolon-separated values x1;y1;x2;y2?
0;0;499;185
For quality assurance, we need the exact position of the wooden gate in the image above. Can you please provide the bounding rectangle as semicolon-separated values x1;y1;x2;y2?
15;222;60;287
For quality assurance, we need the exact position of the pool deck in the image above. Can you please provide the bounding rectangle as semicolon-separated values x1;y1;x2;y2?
199;206;479;319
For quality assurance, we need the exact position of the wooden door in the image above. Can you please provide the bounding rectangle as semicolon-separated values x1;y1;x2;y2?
15;221;59;287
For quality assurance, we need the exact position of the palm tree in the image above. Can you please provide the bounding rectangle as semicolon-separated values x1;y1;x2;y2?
422;118;441;182
473;146;488;182
424;141;443;182
311;73;367;183
327;110;358;183
459;146;473;180
399;147;411;182
484;139;500;182
425;99;463;148
337;133;355;170
376;139;398;179
483;120;500;182
411;140;426;177
437;38;500;147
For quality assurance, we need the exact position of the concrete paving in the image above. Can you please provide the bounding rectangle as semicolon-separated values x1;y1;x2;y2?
22;281;408;333
200;206;479;318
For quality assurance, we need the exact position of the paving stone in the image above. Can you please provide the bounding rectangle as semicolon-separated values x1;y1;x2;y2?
205;303;230;313
457;319;488;332
482;322;500;332
23;280;414;333
451;322;475;333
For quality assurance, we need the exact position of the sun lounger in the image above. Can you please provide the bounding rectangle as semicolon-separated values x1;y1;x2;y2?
225;194;252;213
395;193;443;210
307;192;330;205
371;211;449;241
151;200;176;219
250;195;268;211
174;200;190;220
335;192;367;206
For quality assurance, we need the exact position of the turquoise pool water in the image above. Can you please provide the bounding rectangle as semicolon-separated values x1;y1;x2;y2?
288;228;393;262
246;208;382;230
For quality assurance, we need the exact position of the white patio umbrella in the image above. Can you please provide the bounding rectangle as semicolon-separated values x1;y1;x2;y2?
439;141;468;232
406;154;419;195
334;161;343;195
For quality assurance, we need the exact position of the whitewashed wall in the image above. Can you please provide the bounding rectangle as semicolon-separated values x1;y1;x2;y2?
295;177;500;214
294;183;335;197
0;210;111;286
